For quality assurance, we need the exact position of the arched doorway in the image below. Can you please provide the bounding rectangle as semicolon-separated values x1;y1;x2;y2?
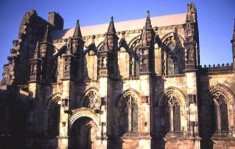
70;117;97;149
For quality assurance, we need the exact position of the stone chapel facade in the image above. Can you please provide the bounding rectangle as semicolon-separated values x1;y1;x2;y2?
0;3;235;149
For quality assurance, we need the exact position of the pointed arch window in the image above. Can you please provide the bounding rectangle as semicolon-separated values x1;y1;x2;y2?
130;48;140;78
166;42;185;75
118;94;138;135
162;94;181;133
212;92;229;133
85;49;98;81
47;97;60;136
82;90;101;110
128;36;142;78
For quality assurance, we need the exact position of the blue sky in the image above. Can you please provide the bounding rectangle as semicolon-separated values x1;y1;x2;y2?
0;0;234;79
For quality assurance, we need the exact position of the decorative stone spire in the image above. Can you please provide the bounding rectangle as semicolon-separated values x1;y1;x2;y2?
73;20;82;39
186;2;197;23
187;2;196;13
145;10;153;30
33;41;40;59
40;25;53;58
38;25;54;83
184;3;198;70
63;20;84;80
142;10;155;47
103;16;118;52
107;16;116;35
42;25;51;42
71;20;84;55
139;10;155;74
98;16;119;79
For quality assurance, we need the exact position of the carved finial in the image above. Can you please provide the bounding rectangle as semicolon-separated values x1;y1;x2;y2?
145;10;153;30
187;2;196;13
147;10;150;17
191;2;197;12
187;3;191;12
121;31;125;39
92;35;95;43
76;20;79;25
107;16;116;34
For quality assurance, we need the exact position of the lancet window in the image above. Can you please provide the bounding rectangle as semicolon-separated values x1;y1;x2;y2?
118;94;138;135
47;97;60;136
165;42;185;75
211;92;229;133
162;32;185;76
129;48;140;78
129;36;141;78
162;94;181;133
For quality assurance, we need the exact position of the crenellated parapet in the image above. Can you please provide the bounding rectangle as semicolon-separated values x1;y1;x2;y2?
200;63;233;74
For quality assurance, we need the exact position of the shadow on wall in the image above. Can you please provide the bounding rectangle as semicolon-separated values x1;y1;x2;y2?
0;87;32;149
201;139;214;149
151;139;166;149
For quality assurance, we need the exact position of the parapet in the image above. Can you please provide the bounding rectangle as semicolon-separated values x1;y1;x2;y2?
200;63;233;74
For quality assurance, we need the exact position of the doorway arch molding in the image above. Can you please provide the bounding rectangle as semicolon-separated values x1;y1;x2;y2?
69;108;99;127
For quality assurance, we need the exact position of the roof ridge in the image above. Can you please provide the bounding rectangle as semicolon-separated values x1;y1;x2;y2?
51;13;187;40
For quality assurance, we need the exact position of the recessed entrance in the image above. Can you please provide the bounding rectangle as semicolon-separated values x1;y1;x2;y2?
70;117;97;149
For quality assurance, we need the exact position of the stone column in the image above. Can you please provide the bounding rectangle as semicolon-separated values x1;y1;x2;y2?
96;77;108;149
185;71;201;149
139;74;151;149
58;80;70;149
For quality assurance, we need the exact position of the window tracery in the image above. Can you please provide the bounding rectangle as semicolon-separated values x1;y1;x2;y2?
165;42;185;75
211;92;229;132
82;90;101;110
162;33;185;76
129;37;141;78
162;94;181;133
118;94;138;135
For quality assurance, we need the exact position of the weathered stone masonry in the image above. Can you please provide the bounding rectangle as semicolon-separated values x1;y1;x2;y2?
0;3;235;149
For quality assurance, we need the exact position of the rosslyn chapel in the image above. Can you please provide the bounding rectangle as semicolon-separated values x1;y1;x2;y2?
0;2;235;149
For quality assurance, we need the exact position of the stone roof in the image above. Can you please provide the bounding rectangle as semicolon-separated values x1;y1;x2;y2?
51;13;187;40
